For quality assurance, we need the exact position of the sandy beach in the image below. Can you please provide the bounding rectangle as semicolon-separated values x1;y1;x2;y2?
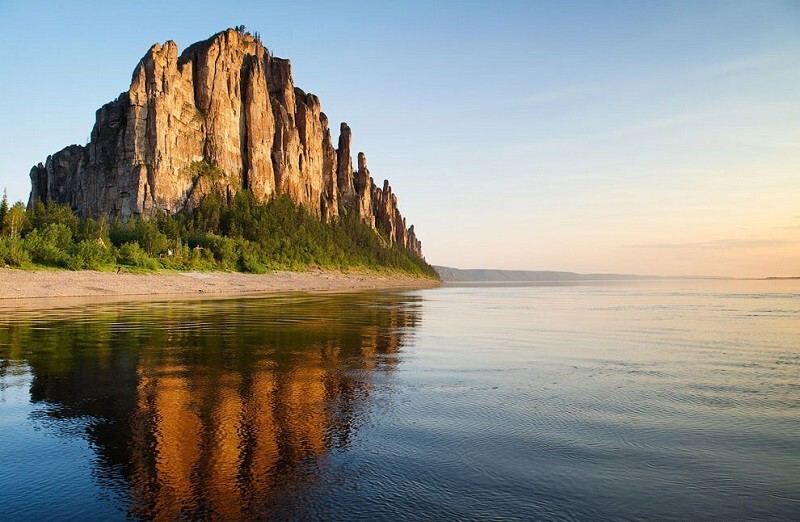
0;268;440;302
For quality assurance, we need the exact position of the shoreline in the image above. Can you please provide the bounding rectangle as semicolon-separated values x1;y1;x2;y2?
0;268;440;304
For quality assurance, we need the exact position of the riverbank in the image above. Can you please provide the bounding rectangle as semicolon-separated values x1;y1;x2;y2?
0;267;440;301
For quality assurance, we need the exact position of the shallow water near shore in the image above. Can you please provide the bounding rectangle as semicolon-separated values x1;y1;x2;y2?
1;280;798;519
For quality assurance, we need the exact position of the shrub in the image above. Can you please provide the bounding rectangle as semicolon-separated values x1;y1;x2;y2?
238;241;267;273
187;160;225;183
67;239;114;270
23;224;73;267
118;242;159;270
0;237;31;267
187;233;238;269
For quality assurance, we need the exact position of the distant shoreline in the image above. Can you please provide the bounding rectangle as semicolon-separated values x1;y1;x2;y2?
0;268;440;303
432;265;792;282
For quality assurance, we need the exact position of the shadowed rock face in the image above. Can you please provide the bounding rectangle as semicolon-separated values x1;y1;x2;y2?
29;28;423;257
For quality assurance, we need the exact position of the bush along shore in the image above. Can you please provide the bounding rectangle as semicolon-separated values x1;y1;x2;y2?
0;191;438;279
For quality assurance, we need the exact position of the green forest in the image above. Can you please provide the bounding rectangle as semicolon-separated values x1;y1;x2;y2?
0;190;438;278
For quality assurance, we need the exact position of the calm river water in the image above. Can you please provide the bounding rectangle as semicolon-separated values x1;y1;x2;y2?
0;280;798;520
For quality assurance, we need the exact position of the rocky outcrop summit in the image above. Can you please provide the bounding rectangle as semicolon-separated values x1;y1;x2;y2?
29;28;422;257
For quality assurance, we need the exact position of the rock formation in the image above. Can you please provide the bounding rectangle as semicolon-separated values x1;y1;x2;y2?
28;28;423;257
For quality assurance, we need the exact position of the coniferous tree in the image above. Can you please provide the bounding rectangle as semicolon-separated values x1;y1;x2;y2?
0;189;8;234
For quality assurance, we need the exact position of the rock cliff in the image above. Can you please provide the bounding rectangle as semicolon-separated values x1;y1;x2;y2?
29;28;423;257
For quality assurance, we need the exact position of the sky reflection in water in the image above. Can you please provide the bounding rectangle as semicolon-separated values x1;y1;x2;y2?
0;281;798;520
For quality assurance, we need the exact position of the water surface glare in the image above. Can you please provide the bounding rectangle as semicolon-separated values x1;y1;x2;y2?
0;280;798;520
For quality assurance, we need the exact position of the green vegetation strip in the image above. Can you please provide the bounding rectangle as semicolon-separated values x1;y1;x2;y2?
0;191;438;278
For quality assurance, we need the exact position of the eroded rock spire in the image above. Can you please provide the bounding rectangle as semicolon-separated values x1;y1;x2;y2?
28;28;423;257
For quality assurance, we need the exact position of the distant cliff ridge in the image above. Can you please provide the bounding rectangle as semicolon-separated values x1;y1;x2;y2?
434;266;663;282
28;28;422;257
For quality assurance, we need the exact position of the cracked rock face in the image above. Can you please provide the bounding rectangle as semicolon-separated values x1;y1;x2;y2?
28;28;423;258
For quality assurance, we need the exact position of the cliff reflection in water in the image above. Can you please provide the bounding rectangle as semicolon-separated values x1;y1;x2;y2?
0;293;422;519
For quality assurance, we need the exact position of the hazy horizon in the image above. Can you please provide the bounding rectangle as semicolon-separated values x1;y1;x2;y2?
433;264;777;280
1;1;797;277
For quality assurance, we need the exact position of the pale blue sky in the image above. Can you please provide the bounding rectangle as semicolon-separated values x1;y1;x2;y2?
1;1;798;276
